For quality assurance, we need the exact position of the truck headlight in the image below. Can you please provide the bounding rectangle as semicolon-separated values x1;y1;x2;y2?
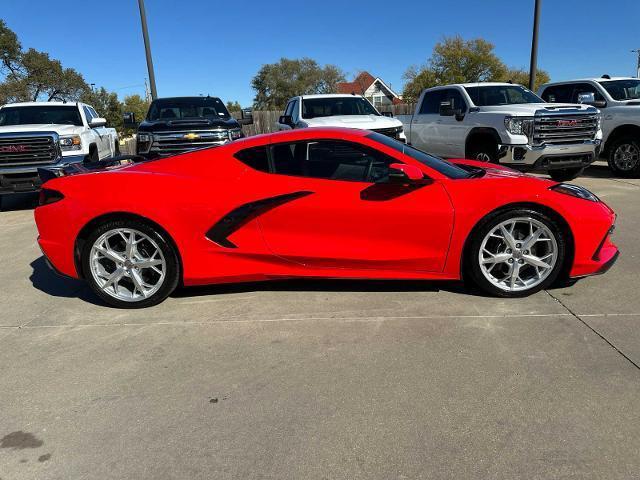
137;132;152;153
504;116;534;137
229;128;243;141
60;135;82;151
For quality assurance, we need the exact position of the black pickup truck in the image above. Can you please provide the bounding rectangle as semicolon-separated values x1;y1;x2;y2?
125;96;252;159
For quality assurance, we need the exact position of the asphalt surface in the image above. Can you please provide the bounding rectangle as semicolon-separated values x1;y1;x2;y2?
1;163;639;479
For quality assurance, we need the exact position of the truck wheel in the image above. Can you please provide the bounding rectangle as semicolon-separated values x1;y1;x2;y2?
549;168;584;182
608;136;640;177
86;146;99;163
468;139;498;163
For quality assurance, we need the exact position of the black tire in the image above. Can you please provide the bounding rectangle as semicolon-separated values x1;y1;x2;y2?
114;140;121;156
607;135;640;177
86;145;99;163
466;209;566;298
81;219;180;308
549;167;584;182
467;138;499;163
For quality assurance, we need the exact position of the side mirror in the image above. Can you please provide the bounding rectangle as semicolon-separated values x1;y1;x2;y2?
279;115;293;127
89;117;107;128
123;112;138;129
577;92;607;109
381;111;394;118
387;162;423;182
237;108;253;125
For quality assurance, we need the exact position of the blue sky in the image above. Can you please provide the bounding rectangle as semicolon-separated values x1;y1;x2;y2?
2;0;638;106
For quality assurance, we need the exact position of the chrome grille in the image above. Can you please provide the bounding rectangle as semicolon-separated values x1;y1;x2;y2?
0;134;59;166
151;130;230;156
533;114;598;145
370;127;402;139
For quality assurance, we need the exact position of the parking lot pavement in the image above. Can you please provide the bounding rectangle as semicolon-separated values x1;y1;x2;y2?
1;165;639;479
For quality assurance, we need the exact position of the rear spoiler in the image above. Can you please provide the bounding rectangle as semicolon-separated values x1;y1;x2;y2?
38;155;144;184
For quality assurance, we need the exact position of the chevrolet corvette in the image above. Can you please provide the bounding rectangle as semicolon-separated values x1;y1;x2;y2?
34;127;618;308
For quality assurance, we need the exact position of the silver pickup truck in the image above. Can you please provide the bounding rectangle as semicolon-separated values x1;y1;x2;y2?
398;82;602;181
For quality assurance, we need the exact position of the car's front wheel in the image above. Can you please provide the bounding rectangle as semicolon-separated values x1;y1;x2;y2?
467;210;566;297
82;219;180;308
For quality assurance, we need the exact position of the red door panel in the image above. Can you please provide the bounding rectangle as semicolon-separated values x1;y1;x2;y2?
258;176;454;272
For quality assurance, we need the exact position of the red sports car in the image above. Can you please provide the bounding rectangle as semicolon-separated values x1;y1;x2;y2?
35;128;618;308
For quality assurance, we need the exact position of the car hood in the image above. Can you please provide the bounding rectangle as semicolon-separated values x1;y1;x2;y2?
138;117;240;132
305;115;403;129
450;158;554;182
0;124;82;135
478;103;595;116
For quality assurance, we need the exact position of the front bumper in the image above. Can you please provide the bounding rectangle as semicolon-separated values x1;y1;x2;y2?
0;154;85;194
498;140;601;172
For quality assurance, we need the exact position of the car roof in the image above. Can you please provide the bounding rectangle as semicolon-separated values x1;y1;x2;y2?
541;77;637;87
431;82;520;89
1;101;82;108
292;94;365;100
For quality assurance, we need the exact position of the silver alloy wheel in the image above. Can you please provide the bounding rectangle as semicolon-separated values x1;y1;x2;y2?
613;143;639;171
479;217;558;292
89;228;166;302
476;152;492;162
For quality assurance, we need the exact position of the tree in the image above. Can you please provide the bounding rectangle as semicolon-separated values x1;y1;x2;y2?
0;19;21;75
500;67;551;92
81;87;122;130
402;35;551;102
252;57;345;109
122;94;150;134
226;100;242;112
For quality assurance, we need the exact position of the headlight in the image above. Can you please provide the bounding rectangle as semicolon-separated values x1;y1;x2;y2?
550;183;599;202
137;132;152;153
229;128;243;141
504;116;534;137
60;135;81;151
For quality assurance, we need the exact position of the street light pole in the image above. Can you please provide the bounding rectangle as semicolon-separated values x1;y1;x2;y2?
633;49;640;78
137;0;158;100
528;0;541;90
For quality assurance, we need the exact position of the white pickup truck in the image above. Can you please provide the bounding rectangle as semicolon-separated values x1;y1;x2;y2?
398;82;602;181
539;76;640;176
276;94;406;142
0;101;118;194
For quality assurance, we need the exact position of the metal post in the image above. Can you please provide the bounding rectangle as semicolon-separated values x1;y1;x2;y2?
528;0;541;90
137;0;158;100
633;49;640;78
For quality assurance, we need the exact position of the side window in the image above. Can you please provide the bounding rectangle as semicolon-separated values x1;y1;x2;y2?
89;107;100;118
234;146;269;172
442;89;467;113
270;140;395;182
418;90;445;114
291;100;299;123
571;83;605;103
283;101;294;116
83;106;94;123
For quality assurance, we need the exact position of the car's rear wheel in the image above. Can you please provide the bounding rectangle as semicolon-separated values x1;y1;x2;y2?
82;219;180;308
608;136;640;177
467;209;565;297
549;167;584;182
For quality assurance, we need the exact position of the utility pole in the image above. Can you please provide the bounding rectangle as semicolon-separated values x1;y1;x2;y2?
528;0;541;90
633;49;640;78
137;0;158;100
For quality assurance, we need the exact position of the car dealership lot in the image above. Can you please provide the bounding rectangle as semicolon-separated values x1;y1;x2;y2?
0;163;639;479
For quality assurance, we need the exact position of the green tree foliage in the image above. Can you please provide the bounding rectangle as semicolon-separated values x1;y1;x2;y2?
501;67;551;92
122;94;150;134
252;58;345;110
0;20;21;75
226;100;242;112
402;35;551;102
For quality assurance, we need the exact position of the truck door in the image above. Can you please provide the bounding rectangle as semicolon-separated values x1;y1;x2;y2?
435;88;470;158
408;89;445;156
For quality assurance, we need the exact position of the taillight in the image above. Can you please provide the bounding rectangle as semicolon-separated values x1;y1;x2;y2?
39;188;64;206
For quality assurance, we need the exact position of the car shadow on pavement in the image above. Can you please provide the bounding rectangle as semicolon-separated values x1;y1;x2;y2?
171;278;479;299
581;164;618;179
29;256;103;305
0;193;38;211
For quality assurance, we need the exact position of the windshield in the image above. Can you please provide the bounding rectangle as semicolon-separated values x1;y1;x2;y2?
464;85;544;106
366;132;471;179
597;79;640;101
0;105;83;126
147;97;230;121
302;97;379;119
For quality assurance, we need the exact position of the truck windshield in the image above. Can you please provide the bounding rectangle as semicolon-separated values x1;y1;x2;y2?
366;132;471;179
147;97;231;121
302;97;379;119
0;105;83;126
464;85;544;106
597;79;640;101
